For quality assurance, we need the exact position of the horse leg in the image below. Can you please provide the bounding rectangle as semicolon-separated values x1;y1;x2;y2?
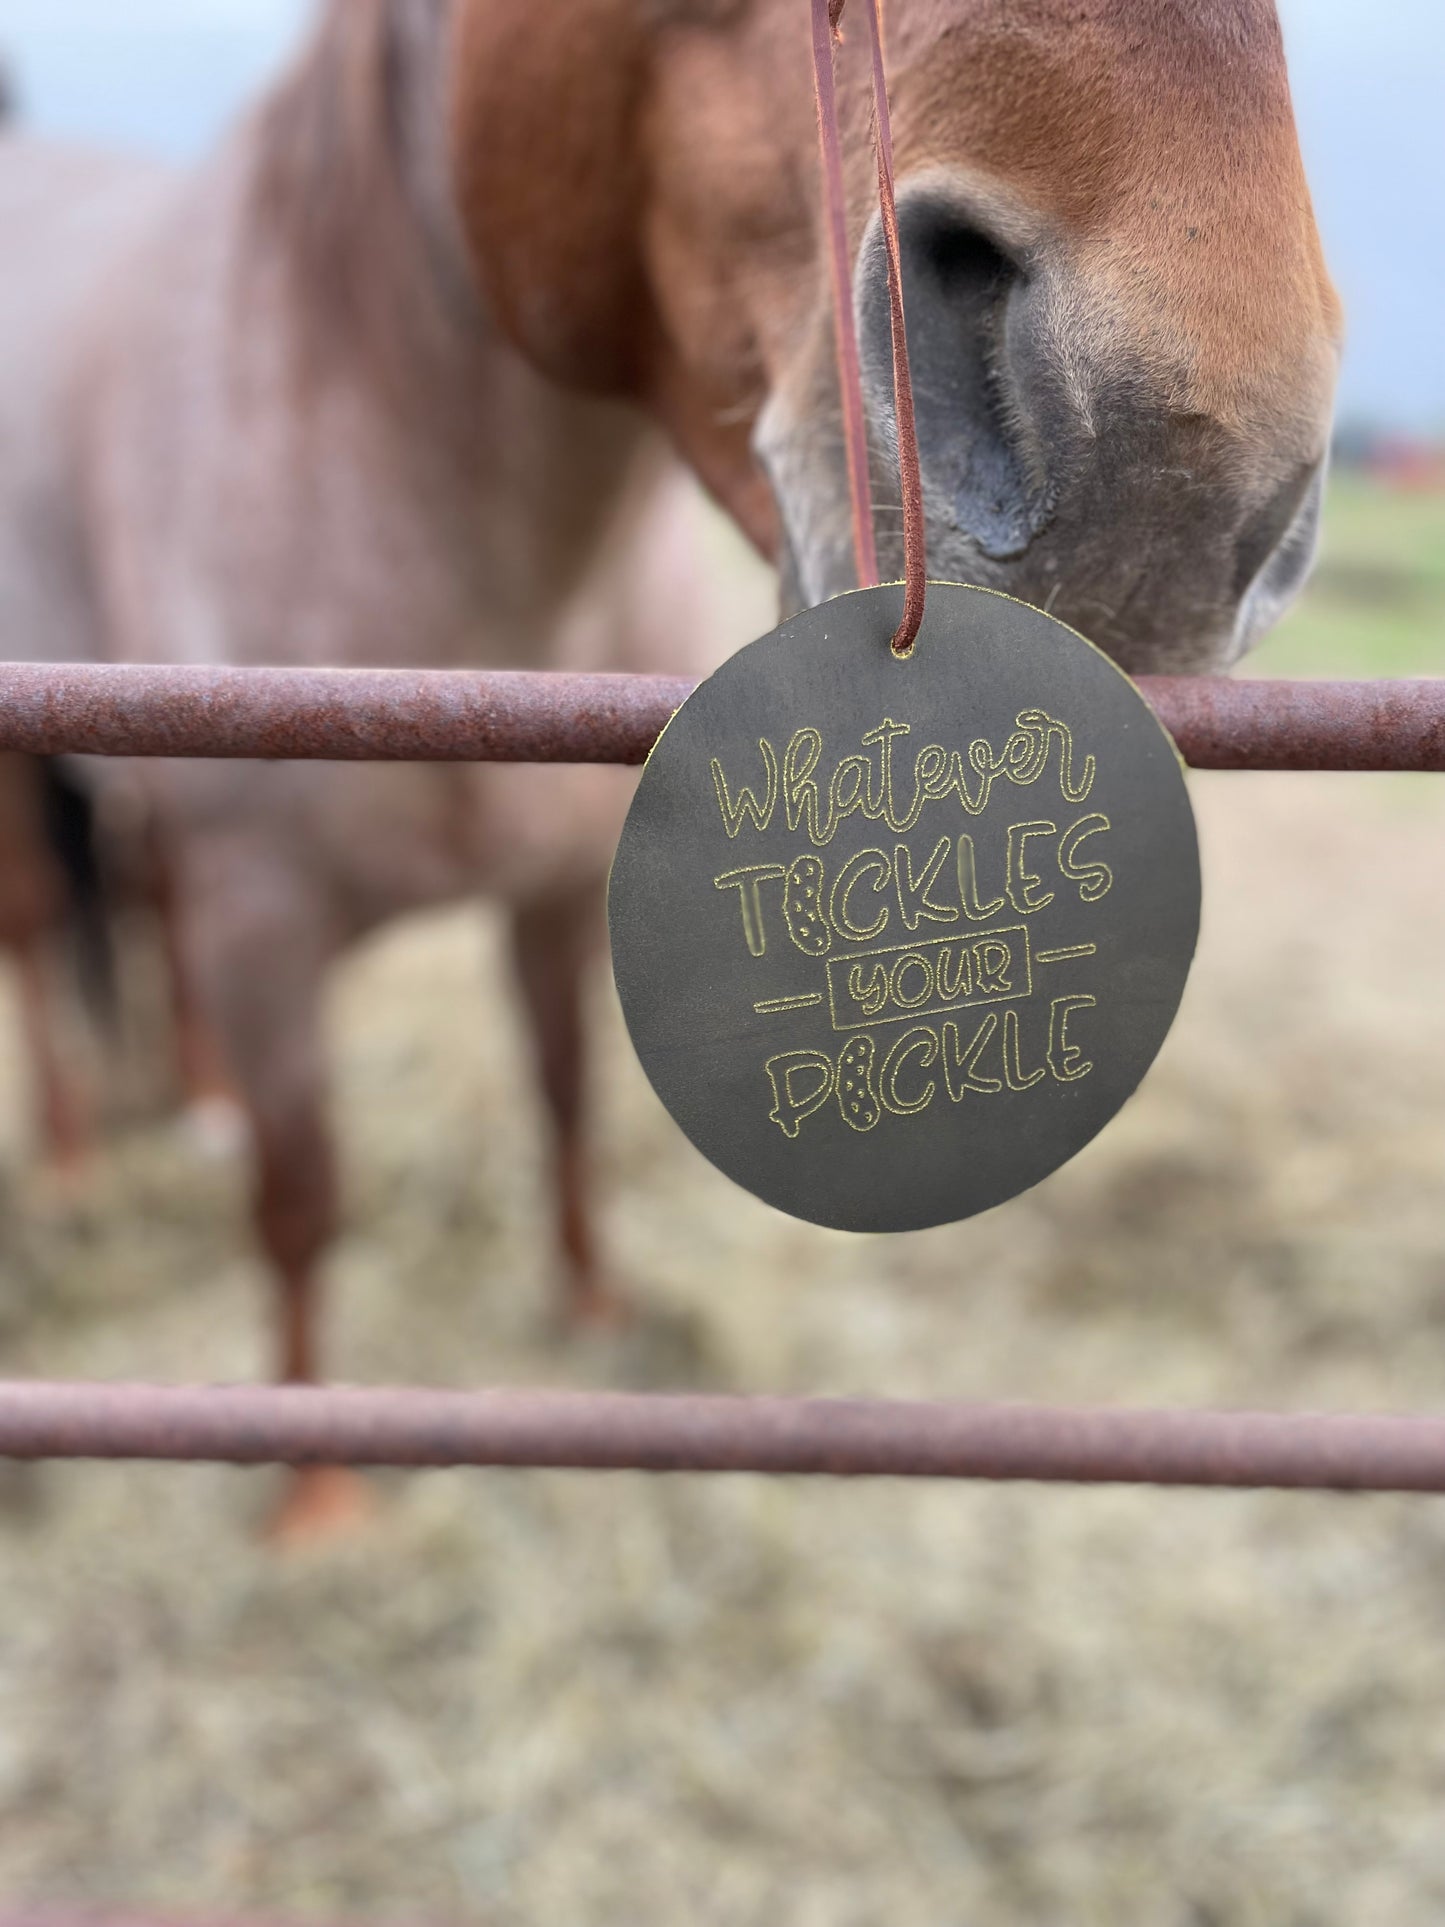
11;932;90;1177
177;851;370;1540
0;755;92;1176
509;884;625;1327
145;815;243;1138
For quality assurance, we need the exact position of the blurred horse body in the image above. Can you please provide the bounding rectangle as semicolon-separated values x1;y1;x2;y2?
0;21;719;1525
0;123;170;1173
0;0;1337;1530
0;142;239;1172
0;753;87;1170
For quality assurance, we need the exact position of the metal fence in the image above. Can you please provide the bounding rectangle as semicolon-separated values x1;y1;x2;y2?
2;661;1444;1493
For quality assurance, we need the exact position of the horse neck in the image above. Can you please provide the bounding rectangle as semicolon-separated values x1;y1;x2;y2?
245;0;499;436
225;0;660;647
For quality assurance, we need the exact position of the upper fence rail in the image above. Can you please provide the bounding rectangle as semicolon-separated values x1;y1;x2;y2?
0;662;1443;771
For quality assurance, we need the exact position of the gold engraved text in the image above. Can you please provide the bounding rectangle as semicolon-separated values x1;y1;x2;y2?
827;926;1032;1032
894;835;960;931
783;854;832;956
763;996;1098;1137
717;821;1113;958
1058;813;1113;902
881;1027;940;1116
828;849;892;944
943;1014;1003;1097
717;712;1099;848
715;864;785;956
1003;1009;1047;1090
711;741;778;837
1005;821;1058;917
1047;995;1096;1081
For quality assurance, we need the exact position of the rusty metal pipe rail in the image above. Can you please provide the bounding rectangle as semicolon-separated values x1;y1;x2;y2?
6;1381;1445;1491
0;663;688;765
0;662;1442;771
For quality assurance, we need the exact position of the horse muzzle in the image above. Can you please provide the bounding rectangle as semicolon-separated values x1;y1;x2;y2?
765;171;1335;673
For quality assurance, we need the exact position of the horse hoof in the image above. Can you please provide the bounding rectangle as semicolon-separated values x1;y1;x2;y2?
263;1465;376;1546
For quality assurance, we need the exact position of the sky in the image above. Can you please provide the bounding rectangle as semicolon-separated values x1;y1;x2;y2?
2;0;1441;431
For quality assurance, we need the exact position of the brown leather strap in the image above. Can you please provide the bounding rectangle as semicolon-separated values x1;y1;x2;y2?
809;0;878;588
809;0;927;655
859;0;926;654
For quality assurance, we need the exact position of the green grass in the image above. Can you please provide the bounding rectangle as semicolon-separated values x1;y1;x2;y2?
1252;471;1445;678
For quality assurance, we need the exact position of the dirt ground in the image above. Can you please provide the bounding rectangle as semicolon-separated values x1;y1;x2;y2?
1;764;1444;1925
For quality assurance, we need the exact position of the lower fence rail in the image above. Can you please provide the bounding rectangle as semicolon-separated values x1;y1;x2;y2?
4;1381;1445;1492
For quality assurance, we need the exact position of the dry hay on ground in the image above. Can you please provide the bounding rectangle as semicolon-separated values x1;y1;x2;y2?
1;771;1444;1925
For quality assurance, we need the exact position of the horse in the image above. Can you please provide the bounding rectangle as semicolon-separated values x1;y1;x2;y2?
0;82;119;1177
0;742;236;1180
0;753;91;1173
0;72;83;1169
0;0;1339;1534
0;120;226;1176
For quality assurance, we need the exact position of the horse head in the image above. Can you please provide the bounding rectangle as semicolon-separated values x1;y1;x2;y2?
450;0;1342;672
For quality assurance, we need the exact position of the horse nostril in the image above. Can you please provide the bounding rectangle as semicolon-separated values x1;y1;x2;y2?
906;198;1018;302
855;187;1049;561
1231;460;1322;601
1232;461;1327;656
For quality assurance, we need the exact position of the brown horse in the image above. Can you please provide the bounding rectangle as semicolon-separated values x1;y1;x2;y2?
0;754;91;1173
0;0;1338;1531
0;747;230;1179
0;85;106;1173
454;0;1340;663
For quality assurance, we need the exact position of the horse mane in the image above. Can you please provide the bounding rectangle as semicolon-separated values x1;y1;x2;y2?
246;0;467;395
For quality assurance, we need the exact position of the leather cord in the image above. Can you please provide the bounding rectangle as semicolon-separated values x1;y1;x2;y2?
809;0;927;654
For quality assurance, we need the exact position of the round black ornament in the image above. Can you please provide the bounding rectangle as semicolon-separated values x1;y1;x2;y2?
608;583;1200;1233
